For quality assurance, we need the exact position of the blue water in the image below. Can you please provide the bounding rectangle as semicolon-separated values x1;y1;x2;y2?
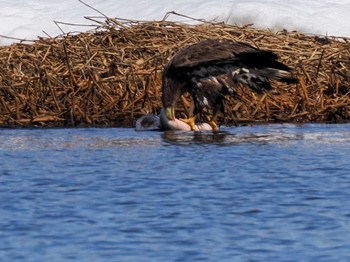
1;124;350;261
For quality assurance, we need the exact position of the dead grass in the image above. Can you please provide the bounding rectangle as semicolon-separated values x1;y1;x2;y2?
0;13;349;127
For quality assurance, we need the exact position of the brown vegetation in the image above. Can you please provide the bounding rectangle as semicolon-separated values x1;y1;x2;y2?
0;13;349;127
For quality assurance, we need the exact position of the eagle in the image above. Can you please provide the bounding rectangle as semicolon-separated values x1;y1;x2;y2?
161;39;297;131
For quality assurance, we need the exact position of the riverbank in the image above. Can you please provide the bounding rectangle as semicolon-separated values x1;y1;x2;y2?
1;15;349;127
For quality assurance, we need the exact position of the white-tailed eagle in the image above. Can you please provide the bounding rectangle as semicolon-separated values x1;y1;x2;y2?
161;39;297;131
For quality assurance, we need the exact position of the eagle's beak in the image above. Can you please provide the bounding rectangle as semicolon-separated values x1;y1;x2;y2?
164;105;176;120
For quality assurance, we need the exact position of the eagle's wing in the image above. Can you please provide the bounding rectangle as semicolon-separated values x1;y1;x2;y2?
170;39;279;69
168;39;296;92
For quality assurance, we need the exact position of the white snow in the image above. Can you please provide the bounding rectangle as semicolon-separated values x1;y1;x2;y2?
1;0;350;45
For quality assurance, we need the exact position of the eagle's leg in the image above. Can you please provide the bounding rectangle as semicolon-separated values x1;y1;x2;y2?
180;95;192;118
208;106;221;132
208;116;219;132
179;95;197;130
179;115;197;131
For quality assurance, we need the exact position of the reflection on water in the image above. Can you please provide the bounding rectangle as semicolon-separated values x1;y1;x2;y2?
161;123;350;146
162;130;229;145
161;130;303;145
1;123;350;261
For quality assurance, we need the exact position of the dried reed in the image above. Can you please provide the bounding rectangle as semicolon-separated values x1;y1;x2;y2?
0;14;349;127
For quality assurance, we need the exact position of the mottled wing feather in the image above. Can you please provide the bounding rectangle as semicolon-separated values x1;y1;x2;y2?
168;39;296;93
162;39;297;120
170;39;275;69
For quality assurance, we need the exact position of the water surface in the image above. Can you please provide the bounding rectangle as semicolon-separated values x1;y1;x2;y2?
1;124;350;261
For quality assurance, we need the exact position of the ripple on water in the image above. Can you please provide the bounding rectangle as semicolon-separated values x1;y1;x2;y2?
0;124;350;261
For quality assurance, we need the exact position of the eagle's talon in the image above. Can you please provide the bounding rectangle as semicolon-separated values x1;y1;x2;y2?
179;116;196;131
208;120;219;132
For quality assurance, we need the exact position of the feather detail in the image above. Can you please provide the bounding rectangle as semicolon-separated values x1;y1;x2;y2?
162;39;297;121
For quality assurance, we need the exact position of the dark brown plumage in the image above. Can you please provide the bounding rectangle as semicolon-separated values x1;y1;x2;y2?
161;39;297;130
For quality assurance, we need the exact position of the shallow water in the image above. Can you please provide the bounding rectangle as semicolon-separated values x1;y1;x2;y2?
1;124;350;261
